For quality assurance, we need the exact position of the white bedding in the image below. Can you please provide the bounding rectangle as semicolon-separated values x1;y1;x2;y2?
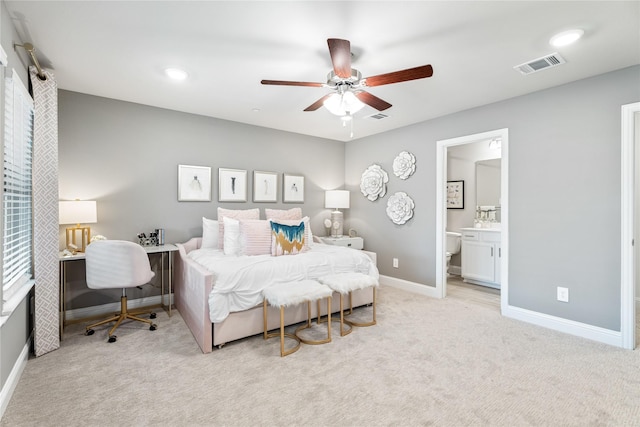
188;244;379;323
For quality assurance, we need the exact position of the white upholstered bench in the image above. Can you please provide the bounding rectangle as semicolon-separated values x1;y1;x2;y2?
318;272;379;336
263;280;333;357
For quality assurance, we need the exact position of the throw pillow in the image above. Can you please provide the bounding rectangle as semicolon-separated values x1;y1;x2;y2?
270;220;306;256
201;217;219;249
217;207;260;249
238;219;272;256
223;217;241;256
265;207;302;220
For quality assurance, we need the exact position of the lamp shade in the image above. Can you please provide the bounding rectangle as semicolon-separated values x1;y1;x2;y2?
325;190;350;210
323;91;365;116
59;200;97;225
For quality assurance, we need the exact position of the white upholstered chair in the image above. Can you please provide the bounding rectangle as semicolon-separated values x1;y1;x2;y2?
84;240;157;343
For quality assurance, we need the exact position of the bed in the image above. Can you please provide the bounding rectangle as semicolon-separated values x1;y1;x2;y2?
174;236;379;353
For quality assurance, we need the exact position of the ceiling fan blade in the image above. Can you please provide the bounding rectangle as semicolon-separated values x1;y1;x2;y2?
327;38;352;79
261;79;324;87
304;94;334;111
364;65;433;87
355;91;392;111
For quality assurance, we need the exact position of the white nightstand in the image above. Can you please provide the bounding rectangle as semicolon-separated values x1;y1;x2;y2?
318;236;364;250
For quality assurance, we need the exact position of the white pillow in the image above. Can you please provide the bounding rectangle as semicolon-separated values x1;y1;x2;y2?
223;217;241;256
202;217;219;249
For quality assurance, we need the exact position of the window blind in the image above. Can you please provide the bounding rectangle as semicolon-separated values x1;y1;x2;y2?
2;70;34;300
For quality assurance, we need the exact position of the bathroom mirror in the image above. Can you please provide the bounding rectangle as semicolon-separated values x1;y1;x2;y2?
476;158;501;208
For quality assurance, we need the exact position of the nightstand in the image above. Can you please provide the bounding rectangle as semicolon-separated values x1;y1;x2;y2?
318;236;364;250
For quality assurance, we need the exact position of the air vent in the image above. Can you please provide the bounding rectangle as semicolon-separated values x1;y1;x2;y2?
366;113;389;120
513;53;566;75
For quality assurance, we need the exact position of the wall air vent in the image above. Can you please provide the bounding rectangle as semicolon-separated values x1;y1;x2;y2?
513;52;566;75
366;113;389;120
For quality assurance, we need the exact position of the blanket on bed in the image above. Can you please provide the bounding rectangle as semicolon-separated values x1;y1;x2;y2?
188;244;379;323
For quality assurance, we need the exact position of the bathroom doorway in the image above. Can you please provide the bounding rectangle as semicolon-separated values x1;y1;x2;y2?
435;128;509;314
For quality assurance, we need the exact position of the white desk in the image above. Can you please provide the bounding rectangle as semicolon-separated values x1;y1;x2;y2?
58;244;178;338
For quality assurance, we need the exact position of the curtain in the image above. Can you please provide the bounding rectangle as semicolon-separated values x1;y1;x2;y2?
29;66;59;357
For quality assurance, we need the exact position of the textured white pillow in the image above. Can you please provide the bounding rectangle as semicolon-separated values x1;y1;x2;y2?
223;217;241;256
264;207;302;220
201;217;219;249
217;207;260;249
238;219;272;256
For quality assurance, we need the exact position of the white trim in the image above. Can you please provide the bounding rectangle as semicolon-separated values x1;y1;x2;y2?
0;335;30;420
0;280;34;325
621;102;640;350
503;305;623;347
64;294;168;322
379;275;439;298
435;128;509;313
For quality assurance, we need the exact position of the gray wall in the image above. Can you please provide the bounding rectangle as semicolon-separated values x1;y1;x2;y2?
58;90;346;308
346;65;640;331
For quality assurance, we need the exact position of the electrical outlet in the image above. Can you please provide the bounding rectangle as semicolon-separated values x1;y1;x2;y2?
557;287;569;302
393;258;399;268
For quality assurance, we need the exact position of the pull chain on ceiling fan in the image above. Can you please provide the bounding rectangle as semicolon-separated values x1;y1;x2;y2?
261;38;434;118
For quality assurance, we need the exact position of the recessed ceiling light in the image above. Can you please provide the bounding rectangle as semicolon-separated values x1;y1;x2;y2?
550;29;584;47
165;67;188;81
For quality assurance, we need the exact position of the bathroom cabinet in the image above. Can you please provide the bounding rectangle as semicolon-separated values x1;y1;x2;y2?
460;228;501;289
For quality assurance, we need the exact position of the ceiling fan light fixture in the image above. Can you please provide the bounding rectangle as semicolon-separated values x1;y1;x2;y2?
323;91;365;116
550;29;584;47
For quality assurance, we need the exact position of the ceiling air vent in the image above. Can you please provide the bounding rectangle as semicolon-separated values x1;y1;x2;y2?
513;52;566;75
366;113;389;120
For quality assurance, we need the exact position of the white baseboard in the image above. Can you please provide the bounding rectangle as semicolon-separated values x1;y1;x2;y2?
380;274;626;348
65;294;172;322
379;275;439;298
0;335;30;420
448;265;461;276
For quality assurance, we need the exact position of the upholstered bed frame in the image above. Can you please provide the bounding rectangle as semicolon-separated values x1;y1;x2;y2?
174;237;375;353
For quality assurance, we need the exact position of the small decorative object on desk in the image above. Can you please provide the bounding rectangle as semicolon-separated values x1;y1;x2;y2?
138;229;164;247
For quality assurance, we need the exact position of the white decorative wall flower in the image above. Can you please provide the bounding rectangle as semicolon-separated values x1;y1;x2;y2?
360;164;389;201
393;151;416;180
386;192;415;225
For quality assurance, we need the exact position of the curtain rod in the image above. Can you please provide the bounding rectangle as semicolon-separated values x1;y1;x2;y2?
14;42;46;80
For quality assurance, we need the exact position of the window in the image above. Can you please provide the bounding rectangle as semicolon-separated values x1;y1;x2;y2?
2;69;34;306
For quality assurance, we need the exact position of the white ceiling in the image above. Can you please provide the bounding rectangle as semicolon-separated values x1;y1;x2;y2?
5;1;639;142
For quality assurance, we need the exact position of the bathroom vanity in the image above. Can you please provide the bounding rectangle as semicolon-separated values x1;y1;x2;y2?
460;228;501;289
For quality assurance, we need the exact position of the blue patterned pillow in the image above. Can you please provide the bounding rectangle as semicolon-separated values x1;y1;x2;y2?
270;221;306;256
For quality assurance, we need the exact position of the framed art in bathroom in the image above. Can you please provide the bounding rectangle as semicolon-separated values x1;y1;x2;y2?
446;180;464;209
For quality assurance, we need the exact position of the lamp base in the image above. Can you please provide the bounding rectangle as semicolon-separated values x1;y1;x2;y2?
66;225;91;253
330;210;344;237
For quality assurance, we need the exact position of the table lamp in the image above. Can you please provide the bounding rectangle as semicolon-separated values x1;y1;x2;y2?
59;200;97;253
325;190;350;237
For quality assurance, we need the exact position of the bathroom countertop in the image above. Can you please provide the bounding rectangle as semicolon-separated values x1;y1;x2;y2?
460;227;501;232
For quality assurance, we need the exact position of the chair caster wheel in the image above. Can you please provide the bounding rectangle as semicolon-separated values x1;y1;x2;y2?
85;329;95;336
150;324;157;331
108;336;117;343
150;313;156;319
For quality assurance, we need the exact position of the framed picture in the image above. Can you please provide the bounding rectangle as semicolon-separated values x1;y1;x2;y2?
253;171;278;202
446;180;464;209
219;168;247;202
283;174;304;203
178;165;211;202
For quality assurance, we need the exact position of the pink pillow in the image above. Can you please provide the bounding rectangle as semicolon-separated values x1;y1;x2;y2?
265;207;302;221
238;220;272;256
217;207;260;249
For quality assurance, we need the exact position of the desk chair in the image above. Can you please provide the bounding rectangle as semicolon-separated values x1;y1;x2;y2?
84;240;158;343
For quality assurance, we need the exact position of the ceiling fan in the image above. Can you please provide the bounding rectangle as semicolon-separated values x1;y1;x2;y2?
261;38;434;116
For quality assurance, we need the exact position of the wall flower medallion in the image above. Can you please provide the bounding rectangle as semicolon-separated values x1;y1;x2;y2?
393;151;416;180
360;164;389;201
386;192;415;225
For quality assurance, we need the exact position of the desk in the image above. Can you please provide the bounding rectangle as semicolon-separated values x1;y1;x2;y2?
59;244;177;338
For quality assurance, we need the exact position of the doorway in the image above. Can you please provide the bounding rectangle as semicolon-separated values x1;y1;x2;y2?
621;102;640;350
435;128;509;314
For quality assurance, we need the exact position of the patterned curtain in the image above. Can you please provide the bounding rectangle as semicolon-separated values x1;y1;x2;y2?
29;66;59;357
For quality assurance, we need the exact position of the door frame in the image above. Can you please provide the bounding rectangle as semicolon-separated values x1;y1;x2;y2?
621;102;639;350
435;128;509;313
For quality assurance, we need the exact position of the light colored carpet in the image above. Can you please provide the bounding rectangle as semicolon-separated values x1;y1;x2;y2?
2;285;640;426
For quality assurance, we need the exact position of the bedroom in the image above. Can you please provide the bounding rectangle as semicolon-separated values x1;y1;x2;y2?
1;0;639;422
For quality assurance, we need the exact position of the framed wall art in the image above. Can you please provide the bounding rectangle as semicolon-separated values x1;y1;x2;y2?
283;174;304;203
219;168;247;202
178;164;211;202
446;180;464;209
253;171;278;202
